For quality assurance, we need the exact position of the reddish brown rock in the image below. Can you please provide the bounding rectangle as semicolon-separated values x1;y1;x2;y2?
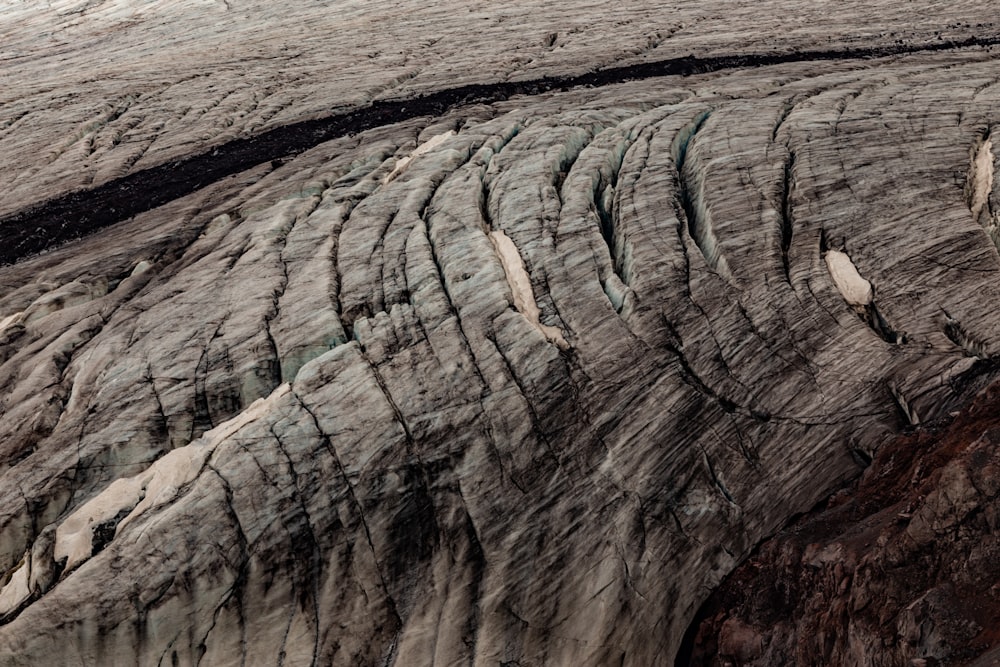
686;381;1000;666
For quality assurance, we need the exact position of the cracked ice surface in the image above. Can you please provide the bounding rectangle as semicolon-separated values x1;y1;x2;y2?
2;2;1000;666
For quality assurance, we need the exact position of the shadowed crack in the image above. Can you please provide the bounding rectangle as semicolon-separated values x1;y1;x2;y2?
672;111;728;277
944;308;989;358
5;35;1000;265
780;150;796;281
860;301;904;345
888;383;921;426
700;448;736;505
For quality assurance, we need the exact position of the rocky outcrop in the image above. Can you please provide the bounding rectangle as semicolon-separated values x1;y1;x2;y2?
2;2;1000;665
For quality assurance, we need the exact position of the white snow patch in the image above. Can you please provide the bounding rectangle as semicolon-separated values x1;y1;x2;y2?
53;474;147;573
130;260;153;277
382;130;457;184
489;230;569;349
53;383;291;573
0;554;30;616
0;312;23;332
825;249;873;306
970;134;995;222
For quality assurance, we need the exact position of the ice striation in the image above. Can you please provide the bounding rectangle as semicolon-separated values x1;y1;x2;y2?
2;1;1000;665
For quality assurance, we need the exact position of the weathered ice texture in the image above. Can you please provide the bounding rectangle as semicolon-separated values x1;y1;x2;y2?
2;2;1000;665
2;0;998;222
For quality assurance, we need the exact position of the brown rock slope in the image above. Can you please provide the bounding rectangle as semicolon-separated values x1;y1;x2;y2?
685;380;1000;666
0;2;1000;665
